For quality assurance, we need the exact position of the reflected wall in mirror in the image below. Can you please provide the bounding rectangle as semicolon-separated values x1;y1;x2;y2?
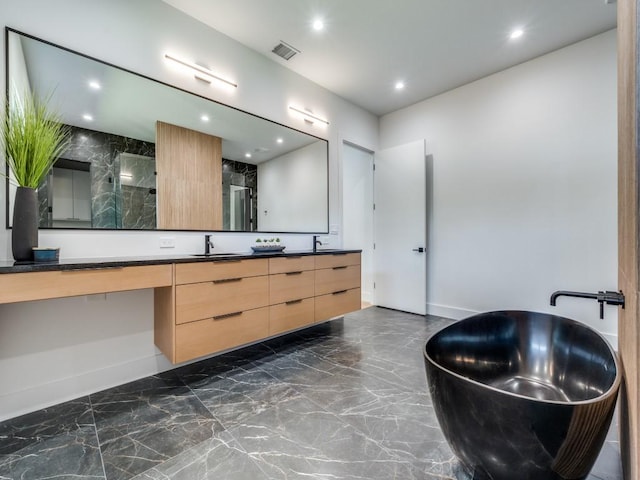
6;28;329;233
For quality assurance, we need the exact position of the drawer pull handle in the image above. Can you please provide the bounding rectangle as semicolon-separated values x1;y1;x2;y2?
332;266;348;270
216;259;242;264
332;290;348;295
212;277;243;284
285;299;303;305
286;256;302;259
285;271;303;276
213;311;243;320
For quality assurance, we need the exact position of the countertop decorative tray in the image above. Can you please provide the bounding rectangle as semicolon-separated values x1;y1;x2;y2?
251;245;286;253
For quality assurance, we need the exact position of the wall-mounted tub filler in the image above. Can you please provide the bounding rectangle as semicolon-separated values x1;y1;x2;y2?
424;310;620;480
550;289;625;319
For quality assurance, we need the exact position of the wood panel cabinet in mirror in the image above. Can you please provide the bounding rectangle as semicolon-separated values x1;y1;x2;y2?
156;121;222;230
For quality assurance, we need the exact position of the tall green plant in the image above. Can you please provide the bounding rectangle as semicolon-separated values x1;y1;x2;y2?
3;90;70;188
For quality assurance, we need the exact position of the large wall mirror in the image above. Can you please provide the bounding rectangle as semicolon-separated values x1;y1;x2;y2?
5;28;329;233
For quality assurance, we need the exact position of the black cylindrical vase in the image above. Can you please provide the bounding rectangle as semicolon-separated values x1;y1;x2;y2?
12;186;38;262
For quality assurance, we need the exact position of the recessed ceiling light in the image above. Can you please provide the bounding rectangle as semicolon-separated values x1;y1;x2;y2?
245;153;252;158
510;28;524;40
88;80;101;90
395;81;405;91
82;114;93;121
201;114;210;122
313;19;324;31
276;138;284;144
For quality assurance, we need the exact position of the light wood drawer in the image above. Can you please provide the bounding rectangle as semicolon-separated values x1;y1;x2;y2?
315;288;361;322
314;252;360;270
175;258;268;284
176;275;269;323
0;264;173;304
175;307;269;363
269;256;315;274
269;297;315;336
270;271;315;304
315;264;361;296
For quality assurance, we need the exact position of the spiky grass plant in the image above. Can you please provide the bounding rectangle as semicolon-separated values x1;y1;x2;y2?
3;90;70;188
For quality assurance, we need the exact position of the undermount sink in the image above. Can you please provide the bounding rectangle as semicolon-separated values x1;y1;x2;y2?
190;253;243;257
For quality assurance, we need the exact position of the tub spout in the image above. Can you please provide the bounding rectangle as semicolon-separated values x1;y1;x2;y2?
550;290;598;306
550;290;625;319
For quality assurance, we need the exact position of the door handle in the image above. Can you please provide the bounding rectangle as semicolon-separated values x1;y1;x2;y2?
412;247;425;253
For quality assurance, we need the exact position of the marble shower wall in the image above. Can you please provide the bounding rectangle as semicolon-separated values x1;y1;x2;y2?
115;153;157;229
222;159;257;231
38;126;155;229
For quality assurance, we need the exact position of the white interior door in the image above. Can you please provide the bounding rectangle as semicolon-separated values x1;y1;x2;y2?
374;140;427;314
342;142;375;305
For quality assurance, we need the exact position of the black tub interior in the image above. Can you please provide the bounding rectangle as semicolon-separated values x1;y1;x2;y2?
425;311;617;402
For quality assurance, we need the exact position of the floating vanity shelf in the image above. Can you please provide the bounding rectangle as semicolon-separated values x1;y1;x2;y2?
0;250;361;364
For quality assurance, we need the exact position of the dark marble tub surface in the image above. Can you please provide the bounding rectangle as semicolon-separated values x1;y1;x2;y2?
0;307;621;480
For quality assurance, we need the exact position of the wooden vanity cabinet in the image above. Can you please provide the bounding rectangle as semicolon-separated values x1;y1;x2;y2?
314;253;361;321
156;259;270;363
268;256;316;335
154;252;362;364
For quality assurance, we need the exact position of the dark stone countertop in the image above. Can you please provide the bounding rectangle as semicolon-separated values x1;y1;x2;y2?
0;249;362;274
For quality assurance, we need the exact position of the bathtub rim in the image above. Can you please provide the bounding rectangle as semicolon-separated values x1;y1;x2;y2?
424;310;622;406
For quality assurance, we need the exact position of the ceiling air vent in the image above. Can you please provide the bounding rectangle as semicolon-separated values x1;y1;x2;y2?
272;41;300;61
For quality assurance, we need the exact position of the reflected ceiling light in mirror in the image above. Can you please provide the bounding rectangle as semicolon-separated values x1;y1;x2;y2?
288;105;329;125
201;114;210;122
510;28;524;40
245;152;252;159
276;137;283;144
164;53;238;89
313;19;325;31
395;81;405;91
88;80;101;90
82;114;93;121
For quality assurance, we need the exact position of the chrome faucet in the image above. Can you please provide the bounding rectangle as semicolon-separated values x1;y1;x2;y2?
313;235;322;252
204;234;214;255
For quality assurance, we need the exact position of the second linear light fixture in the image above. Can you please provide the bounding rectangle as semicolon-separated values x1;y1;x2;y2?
164;53;238;88
288;105;329;125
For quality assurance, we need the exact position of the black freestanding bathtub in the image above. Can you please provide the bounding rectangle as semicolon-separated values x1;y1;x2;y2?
424;311;620;480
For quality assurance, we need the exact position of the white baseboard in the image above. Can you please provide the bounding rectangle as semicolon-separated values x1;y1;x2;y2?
0;351;174;422
426;303;479;320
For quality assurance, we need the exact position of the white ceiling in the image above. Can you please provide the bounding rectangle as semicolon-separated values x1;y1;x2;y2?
163;0;617;116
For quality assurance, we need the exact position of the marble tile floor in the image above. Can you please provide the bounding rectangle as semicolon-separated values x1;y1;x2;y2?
0;307;621;480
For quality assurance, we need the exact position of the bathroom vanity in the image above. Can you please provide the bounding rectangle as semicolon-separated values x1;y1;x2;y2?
155;251;361;363
0;250;361;364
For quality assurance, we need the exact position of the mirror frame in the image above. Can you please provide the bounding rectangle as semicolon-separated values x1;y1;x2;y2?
4;27;330;234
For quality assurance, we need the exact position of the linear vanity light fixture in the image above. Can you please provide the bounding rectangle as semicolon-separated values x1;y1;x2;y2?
164;53;238;88
288;105;329;125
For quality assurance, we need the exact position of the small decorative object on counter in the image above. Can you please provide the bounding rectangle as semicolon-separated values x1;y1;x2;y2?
32;247;60;262
251;237;285;253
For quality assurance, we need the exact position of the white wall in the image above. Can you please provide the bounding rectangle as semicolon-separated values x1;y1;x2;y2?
379;30;618;343
0;0;377;420
257;141;328;231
